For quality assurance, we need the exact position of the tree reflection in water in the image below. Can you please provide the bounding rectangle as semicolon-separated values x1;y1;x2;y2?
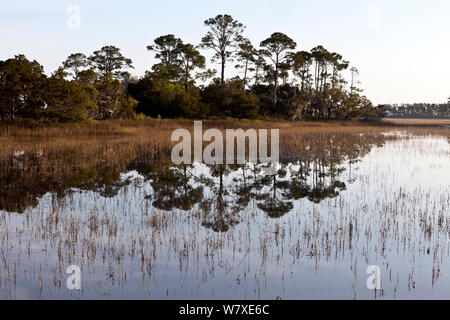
1;130;450;299
123;132;385;232
0;131;388;233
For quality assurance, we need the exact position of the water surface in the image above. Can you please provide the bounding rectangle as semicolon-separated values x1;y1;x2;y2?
0;131;449;299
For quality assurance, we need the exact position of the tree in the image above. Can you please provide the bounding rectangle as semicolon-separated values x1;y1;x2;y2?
77;68;98;86
62;53;89;81
0;55;46;121
349;67;361;94
0;14;384;123
93;74;136;120
128;75;209;119
201;79;259;119
235;39;257;90
290;51;313;92
330;53;349;88
147;35;183;80
88;46;134;79
311;45;331;91
44;72;95;122
200;14;245;84
178;43;207;91
260;33;297;106
253;50;269;86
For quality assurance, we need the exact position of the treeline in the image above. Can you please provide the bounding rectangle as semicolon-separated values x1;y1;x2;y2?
382;103;450;119
0;47;136;122
0;14;386;123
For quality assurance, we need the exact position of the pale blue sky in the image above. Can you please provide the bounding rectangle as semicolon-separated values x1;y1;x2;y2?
1;0;450;105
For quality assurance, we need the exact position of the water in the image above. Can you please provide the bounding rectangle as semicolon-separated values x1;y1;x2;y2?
0;131;449;299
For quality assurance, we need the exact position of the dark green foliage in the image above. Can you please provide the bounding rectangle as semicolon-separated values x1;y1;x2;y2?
201;80;259;119
62;53;89;81
0;55;46;121
147;35;183;81
250;84;275;117
0;53;137;123
235;39;257;90
43;73;94;122
260;32;297;106
88;46;134;80
129;75;208;119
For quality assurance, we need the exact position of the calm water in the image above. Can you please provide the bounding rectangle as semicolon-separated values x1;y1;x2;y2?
0;131;449;299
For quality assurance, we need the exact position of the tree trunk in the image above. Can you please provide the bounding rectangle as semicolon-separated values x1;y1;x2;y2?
243;60;248;91
314;62;319;91
273;54;279;110
221;54;225;85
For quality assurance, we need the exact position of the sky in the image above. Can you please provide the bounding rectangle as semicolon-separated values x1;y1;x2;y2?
1;0;450;105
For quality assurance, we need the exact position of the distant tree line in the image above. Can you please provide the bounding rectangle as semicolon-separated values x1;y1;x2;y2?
0;14;386;123
382;103;450;119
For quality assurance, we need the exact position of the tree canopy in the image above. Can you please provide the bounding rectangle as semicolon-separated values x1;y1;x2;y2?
0;14;391;123
89;46;134;79
200;14;245;84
